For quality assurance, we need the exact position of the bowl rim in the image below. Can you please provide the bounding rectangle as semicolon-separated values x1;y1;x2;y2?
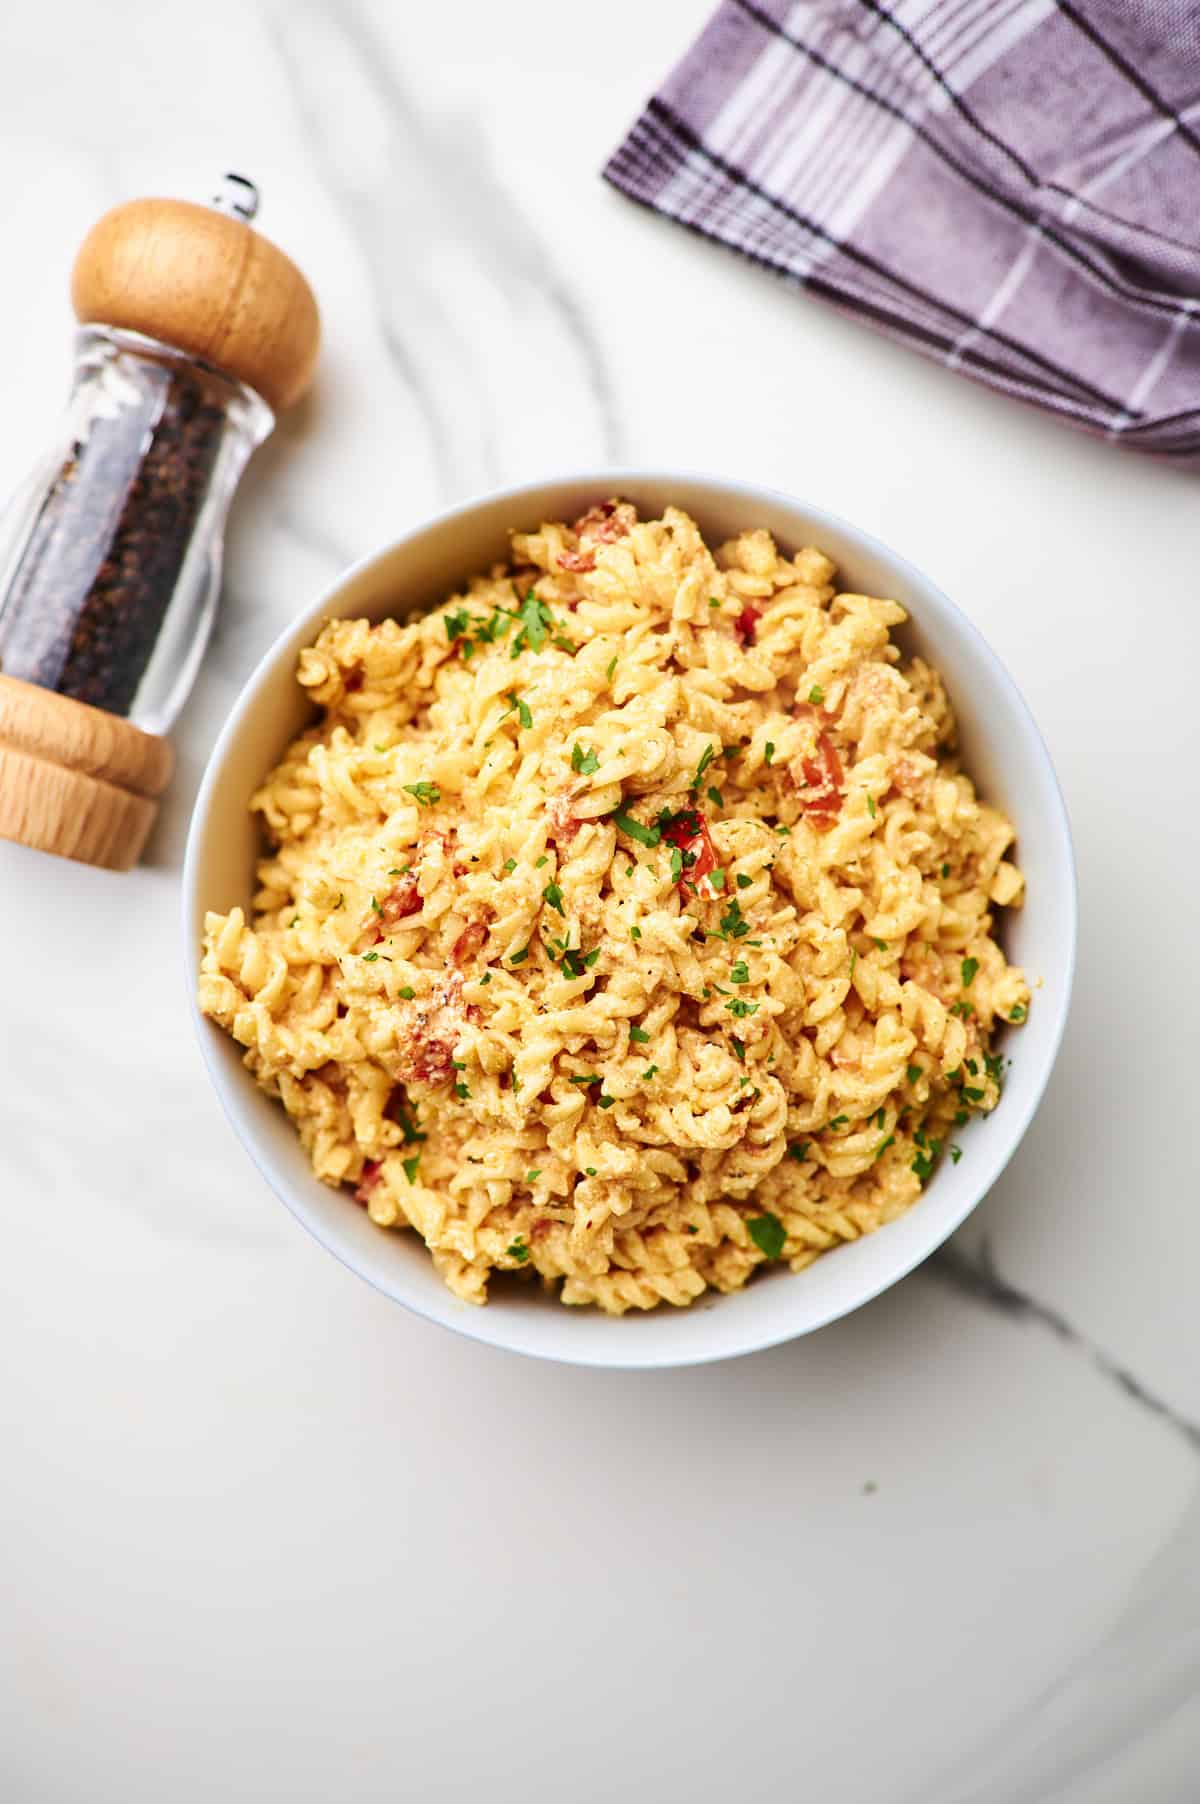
183;466;1078;1368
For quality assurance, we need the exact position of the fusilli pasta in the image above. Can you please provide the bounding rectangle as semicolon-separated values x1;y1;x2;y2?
199;503;1029;1313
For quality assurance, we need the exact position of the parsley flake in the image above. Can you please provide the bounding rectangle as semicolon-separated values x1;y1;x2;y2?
808;685;825;705
730;960;749;984
572;743;600;775
398;985;416;1000
629;1025;651;1044
404;781;440;808
726;998;758;1018
614;811;661;848
867;795;877;818
693;743;718;789
786;1141;809;1163
542;881;565;915
961;957;979;987
764;742;775;766
748;1213;786;1259
361;951;379;963
1009;1003;1027;1023
401;1155;420;1185
525;1169;541;1183
707;786;724;809
506;1237;530;1264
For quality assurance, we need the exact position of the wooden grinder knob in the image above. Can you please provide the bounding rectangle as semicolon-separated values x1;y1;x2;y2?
0;180;319;871
71;191;320;412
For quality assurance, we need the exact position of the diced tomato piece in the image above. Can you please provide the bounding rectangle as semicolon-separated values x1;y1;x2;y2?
573;501;633;543
797;731;844;831
662;808;719;893
451;917;489;964
734;603;761;645
353;1160;381;1205
380;870;421;924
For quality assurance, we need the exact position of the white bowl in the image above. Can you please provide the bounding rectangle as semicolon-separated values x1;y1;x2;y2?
184;471;1077;1368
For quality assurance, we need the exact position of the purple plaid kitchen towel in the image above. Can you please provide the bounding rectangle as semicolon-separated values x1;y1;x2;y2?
604;1;1200;457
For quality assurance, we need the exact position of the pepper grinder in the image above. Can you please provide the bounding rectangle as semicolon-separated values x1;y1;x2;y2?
0;175;319;870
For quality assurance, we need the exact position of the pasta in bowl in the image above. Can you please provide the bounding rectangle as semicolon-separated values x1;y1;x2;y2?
185;474;1075;1365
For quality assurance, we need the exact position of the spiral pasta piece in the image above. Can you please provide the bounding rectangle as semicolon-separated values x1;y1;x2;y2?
199;503;1030;1313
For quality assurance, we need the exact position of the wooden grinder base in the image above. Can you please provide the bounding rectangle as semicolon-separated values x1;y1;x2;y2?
0;674;173;871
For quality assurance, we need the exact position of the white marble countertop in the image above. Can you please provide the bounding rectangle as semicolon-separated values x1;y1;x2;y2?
3;4;1198;1800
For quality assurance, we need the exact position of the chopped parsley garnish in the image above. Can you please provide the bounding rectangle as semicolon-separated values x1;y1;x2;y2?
730;960;749;984
730;1038;746;1063
479;972;491;985
735;873;752;891
706;786;724;809
725;998;758;1018
569;1074;601;1087
961;957;979;987
503;691;533;729
828;1115;848;1131
962;1085;986;1103
668;846;684;883
629;1025;651;1044
614;811;661;848
764;742;775;766
369;895;383;916
747;1213;786;1259
508;945;530;965
535;855;548;869
642;1066;659;1080
542;881;564;915
361;951;379;962
774;825;792;837
394;1105;425;1145
906;1064;922;1085
1009;1003;1027;1022
605;655;618;681
949;1000;974;1019
630;926;642;941
874;939;888;952
506;1237;530;1264
708;868;727;890
455;1082;470;1100
525;1170;541;1183
849;949;858;978
398;985;416;1000
693;744;718;788
444;607;469;643
597;1095;616;1110
584;1167;597;1177
719;898;751;940
808;684;825;705
290;915;300;928
401;1155;420;1185
509;592;554;657
867;795;877;818
404;781;440;807
949;1144;963;1163
571;743;600;775
786;1141;809;1163
708;596;721;609
503;857;517;873
911;1139;940;1181
873;1134;894;1163
941;862;951;879
874;1106;887;1128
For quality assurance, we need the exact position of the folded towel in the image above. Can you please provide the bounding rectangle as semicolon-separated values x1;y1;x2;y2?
605;1;1200;458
